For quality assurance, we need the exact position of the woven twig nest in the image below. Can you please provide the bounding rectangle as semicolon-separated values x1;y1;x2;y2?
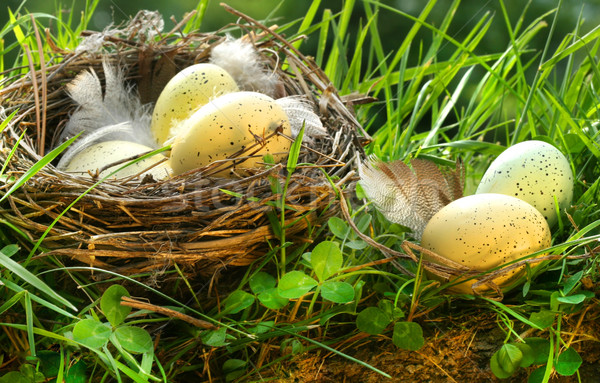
0;8;368;277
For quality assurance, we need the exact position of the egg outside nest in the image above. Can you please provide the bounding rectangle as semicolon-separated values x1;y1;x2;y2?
420;193;552;295
476;140;574;228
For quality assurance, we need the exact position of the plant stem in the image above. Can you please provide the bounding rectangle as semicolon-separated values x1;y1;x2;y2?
280;171;292;276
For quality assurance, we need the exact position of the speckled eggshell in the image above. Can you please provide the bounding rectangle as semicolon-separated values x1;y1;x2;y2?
476;140;573;227
421;193;551;294
170;91;292;177
64;140;172;180
151;63;239;146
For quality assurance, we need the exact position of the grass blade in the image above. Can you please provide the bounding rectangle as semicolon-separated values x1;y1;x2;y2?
0;290;26;315
293;0;321;51
0;135;77;204
1;278;77;318
0;248;77;311
25;292;35;356
541;23;600;72
482;297;543;330
286;124;304;174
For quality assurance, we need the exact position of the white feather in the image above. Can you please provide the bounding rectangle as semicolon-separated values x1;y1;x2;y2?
125;10;164;41
57;59;155;168
275;96;327;144
74;30;117;55
209;38;278;97
74;11;163;56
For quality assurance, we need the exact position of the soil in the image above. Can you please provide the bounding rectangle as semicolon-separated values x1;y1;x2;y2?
251;307;600;383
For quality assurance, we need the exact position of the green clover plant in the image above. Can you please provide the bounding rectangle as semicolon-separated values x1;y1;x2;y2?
71;285;155;382
490;267;591;381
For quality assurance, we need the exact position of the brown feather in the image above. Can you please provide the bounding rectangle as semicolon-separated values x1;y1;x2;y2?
359;157;464;240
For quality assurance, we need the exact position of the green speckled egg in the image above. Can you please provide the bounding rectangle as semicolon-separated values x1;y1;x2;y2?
476;140;573;227
421;193;551;294
151;63;239;145
170;91;291;177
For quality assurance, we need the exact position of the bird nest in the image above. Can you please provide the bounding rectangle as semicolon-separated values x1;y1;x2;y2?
0;8;368;277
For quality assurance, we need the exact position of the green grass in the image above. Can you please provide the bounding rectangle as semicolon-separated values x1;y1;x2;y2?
1;0;599;382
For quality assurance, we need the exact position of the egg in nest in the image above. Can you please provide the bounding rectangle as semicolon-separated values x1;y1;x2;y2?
151;63;239;146
63;140;172;180
170;91;292;177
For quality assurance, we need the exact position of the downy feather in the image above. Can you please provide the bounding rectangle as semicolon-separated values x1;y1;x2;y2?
209;37;278;97
57;59;155;169
275;96;327;143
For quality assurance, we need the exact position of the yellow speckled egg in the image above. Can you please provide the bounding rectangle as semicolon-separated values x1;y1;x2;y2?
476;140;573;227
170;91;292;177
421;193;551;294
151;63;239;146
64;140;172;180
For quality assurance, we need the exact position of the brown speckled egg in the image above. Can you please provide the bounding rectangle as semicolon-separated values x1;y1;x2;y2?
421;193;551;294
170;91;292;177
476;140;573;227
151;63;239;146
64;140;172;180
